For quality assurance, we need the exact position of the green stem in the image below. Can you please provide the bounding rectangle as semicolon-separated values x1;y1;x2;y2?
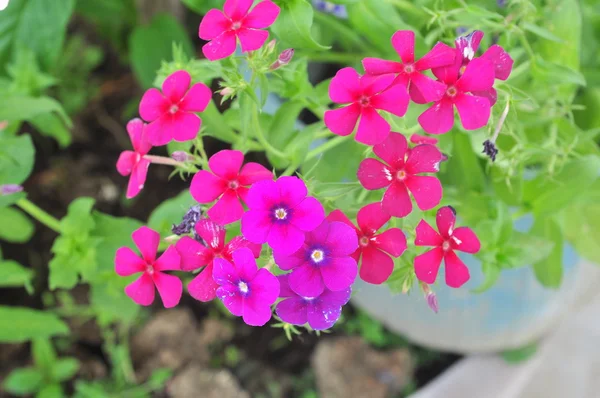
251;105;288;159
306;135;349;161
282;164;299;176
16;198;61;233
195;137;210;170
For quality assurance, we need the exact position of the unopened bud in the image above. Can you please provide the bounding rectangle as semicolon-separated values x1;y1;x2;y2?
401;277;412;294
0;184;23;195
266;39;276;53
164;234;180;244
269;49;294;71
171;151;194;163
219;87;234;97
426;292;439;314
0;121;8;130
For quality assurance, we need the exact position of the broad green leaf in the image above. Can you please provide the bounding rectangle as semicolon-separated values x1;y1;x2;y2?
574;88;600;131
75;0;136;54
91;213;142;273
147;368;173;390
0;95;71;127
0;207;34;243
60;198;95;236
272;0;330;51
0;306;69;343
148;190;195;237
562;203;600;264
32;338;57;375
129;14;195;88
302;137;363;183
266;100;305;168
52;358;80;382
531;217;563;288
181;0;222;14
30;113;71;148
0;260;33;288
443;132;486;193
3;367;43;395
538;0;581;70
201;101;240;145
269;58;313;100
498;232;555;269
0;191;26;209
491;165;523;207
531;56;586;87
0;134;35;185
37;384;63;398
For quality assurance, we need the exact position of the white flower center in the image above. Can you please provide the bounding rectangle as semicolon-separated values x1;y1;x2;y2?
311;249;325;263
274;208;287;220
238;281;249;294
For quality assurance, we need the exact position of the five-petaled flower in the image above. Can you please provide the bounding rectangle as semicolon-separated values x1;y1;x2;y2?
199;0;280;61
115;226;182;308
327;203;407;284
362;30;456;104
190;150;273;225
176;218;261;302
241;176;325;255
324;67;409;145
273;219;358;297
357;132;443;218
275;274;351;330
414;206;480;288
139;70;212;146
116;119;152;199
213;247;280;326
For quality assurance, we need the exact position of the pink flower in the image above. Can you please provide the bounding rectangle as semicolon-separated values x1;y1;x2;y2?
199;0;280;61
190;150;273;225
357;132;443;218
115;226;182;308
417;57;495;134
410;133;438;145
175;218;262;302
213;247;280;326
324;67;409;145
327;203;407;284
241;176;325;255
362;30;456;103
275;274;351;330
273;219;358;297
414;206;481;288
139;70;212;146
116;119;152;199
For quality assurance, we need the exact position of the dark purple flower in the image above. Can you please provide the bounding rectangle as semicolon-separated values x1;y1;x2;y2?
172;205;202;236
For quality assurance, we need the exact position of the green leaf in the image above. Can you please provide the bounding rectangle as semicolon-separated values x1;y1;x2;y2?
0;207;34;243
522;22;563;43
266;100;305;168
0;306;69;343
30;113;71;148
471;262;501;294
531;217;563;288
0;95;71;127
3;367;43;395
443;132;486;193
0;134;35;185
501;342;538;363
91;213;142;273
272;0;330;51
52;358;80;382
32;338;57;375
147;368;173;390
0;260;33;288
129;14;195;88
562;203;600;264
148;190;194;237
491;165;523;207
60;198;96;236
531;56;586;87
498;232;555;269
36;384;63;398
302;137;363;183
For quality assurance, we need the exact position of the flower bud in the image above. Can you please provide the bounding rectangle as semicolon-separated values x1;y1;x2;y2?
219;87;234;97
269;49;294;71
426;291;439;314
171;151;194;163
401;277;412;294
0;120;8;130
0;184;23;195
266;39;276;53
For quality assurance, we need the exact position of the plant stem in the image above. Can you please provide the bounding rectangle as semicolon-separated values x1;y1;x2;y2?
252;107;288;159
491;101;511;142
16;198;62;233
282;164;299;176
143;155;184;167
306;135;348;161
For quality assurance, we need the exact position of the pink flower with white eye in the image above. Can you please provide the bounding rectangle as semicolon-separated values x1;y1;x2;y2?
139;70;212;146
116;119;152;199
115;226;182;308
324;67;409;146
199;0;280;61
190;150;273;225
414;206;481;288
362;30;456;104
357;132;443;218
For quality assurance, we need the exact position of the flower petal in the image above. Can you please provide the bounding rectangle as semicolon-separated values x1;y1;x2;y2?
241;210;272;244
125;274;155;306
245;179;280;210
414;247;444;284
328;67;361;103
190;170;227;203
415;220;443;247
154;245;181;272
170;112;202;142
320;287;351;307
391;30;415;64
370;83;409;118
410;134;438;145
238;162;273;186
153;272;183;308
175;236;212;271
237;28;269;52
305;220;330;246
267;223;305;255
276;297;308;325
232;247;258;282
208;150;243;180
277;274;296;298
361;74;396;96
326;209;358;232
208;190;244;225
139;88;168;122
243;0;280;28
360;246;394;284
248;267;279;304
289;264;325;297
418;99;455;135
273;248;306;271
277;176;307;207
436;206;456;239
409;73;447;103
224;0;253;20
117;151;137;176
162;70;191;104
444;250;470;288
357;158;393;190
362;58;402;76
355;107;390;146
405;175;442;212
126;160;150;199
195;218;226;251
115;247;145;276
188;263;219;302
357;202;390;235
481;44;513;81
456;57;495;92
373;131;408;169
372;228;406;257
132;226;159;263
325;221;359;257
179;82;212;112
405;144;442;174
454;94;491;131
213;257;239;286
414;42;456;71
321;256;357;292
199;9;229;40
126;118;151;155
472;88;497;107
432;54;461;85
307;300;342;330
324;104;360;137
202;31;238;61
216;283;243;316
145;118;171;146
290;197;325;232
242;297;273;326
382;181;413;218
450;227;481;254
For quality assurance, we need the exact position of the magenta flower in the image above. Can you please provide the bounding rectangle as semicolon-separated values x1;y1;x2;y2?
273;219;358;297
275;274;351;330
115;226;182;308
414;206;481;288
175;218;262;302
190;150;273;225
199;0;280;61
116;119;152;199
241;176;325;255
327;203;407;284
410;133;438;145
139;70;212;146
213;247;279;326
362;30;456;103
357;132;443;218
324;67;409;145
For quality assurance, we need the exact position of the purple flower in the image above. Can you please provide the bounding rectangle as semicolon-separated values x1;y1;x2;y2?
276;274;351;330
273;219;358;297
241;176;325;255
213;247;280;326
0;184;23;195
312;0;348;19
